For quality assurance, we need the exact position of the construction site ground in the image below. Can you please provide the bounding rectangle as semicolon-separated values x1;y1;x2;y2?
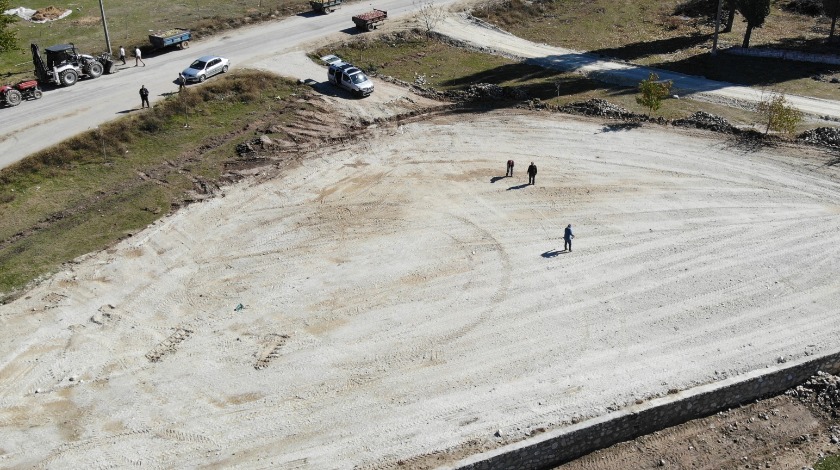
2;68;840;468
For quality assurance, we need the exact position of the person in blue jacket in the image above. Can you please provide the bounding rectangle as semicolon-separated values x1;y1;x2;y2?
564;224;574;252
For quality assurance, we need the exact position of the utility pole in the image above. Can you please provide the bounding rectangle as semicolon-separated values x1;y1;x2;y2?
711;0;723;55
99;0;112;55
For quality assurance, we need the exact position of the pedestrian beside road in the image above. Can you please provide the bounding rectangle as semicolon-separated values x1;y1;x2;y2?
118;46;126;65
527;162;537;185
139;85;150;109
178;73;187;93
134;46;145;67
564;224;574;252
506;159;514;177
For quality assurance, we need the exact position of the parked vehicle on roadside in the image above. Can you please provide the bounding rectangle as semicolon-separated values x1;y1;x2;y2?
352;9;387;31
321;55;374;97
181;55;230;83
149;28;192;50
0;80;43;107
310;0;341;14
31;43;113;87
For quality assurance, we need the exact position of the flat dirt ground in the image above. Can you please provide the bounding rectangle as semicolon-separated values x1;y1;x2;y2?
2;105;840;469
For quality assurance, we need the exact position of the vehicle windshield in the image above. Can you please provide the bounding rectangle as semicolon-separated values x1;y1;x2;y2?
350;73;368;84
188;60;207;70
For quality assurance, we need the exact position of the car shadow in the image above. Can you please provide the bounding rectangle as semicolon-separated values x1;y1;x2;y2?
296;11;323;18
305;80;362;99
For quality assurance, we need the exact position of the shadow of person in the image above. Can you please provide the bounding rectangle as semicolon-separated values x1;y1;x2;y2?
541;250;564;258
116;109;136;114
507;183;530;190
490;176;506;183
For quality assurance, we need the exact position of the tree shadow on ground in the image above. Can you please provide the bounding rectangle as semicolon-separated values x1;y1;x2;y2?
601;122;643;132
589;34;713;62
722;131;779;153
649;49;840;87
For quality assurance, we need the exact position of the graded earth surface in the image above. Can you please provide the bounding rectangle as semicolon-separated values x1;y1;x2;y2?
2;107;840;468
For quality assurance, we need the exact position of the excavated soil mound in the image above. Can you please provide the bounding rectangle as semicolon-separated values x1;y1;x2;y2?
31;6;66;22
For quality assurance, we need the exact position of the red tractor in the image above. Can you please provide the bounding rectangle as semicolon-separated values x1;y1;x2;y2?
0;80;43;107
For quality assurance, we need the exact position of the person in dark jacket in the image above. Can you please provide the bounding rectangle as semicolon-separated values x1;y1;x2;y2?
139;85;150;108
527;162;537;185
564;224;574;252
506;159;514;177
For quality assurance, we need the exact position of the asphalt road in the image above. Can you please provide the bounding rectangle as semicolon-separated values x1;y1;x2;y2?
0;0;458;170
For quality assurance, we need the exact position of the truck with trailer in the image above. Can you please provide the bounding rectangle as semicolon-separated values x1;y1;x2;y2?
352;9;387;31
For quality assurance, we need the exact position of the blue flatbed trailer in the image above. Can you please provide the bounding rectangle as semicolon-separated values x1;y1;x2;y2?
148;29;192;50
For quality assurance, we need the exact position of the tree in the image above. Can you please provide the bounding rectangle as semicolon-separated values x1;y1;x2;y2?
415;0;445;33
756;94;803;135
636;73;673;115
0;0;18;54
824;0;840;41
736;0;771;48
723;0;737;32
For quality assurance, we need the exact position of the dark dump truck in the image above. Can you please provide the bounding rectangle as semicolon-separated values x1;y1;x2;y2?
309;0;341;13
352;9;387;31
31;43;114;87
148;28;192;50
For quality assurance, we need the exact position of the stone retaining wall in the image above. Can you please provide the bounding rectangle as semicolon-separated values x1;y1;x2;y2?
722;47;840;65
443;351;840;470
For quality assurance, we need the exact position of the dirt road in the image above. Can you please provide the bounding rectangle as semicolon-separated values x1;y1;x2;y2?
2;109;839;468
433;14;840;122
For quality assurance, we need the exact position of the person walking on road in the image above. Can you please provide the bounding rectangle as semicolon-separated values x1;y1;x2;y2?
139;85;150;109
564;224;574;252
506;159;514;177
527;162;537;185
134;46;145;67
118;46;126;65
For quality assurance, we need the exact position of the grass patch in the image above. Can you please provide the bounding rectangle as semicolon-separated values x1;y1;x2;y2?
0;70;311;300
317;31;772;125
471;0;840;99
0;0;310;82
816;455;840;470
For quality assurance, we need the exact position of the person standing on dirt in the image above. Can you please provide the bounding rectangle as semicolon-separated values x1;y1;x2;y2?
564;224;574;252
118;46;126;65
139;85;150;109
178;73;187;93
527;162;537;185
506;159;515;177
134;46;145;67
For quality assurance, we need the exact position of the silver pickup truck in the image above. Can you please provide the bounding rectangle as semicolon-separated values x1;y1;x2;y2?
321;55;374;98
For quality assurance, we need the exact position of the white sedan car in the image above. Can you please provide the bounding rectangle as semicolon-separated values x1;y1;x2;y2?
181;56;230;83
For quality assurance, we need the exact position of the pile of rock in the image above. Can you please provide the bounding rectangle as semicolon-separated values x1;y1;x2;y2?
442;83;528;102
798;127;840;148
559;98;640;120
672;111;737;133
786;371;840;416
235;135;275;156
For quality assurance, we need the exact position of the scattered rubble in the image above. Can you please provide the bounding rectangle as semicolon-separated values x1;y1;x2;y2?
798;127;840;148
787;371;840;417
558;98;643;120
672;111;737;133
